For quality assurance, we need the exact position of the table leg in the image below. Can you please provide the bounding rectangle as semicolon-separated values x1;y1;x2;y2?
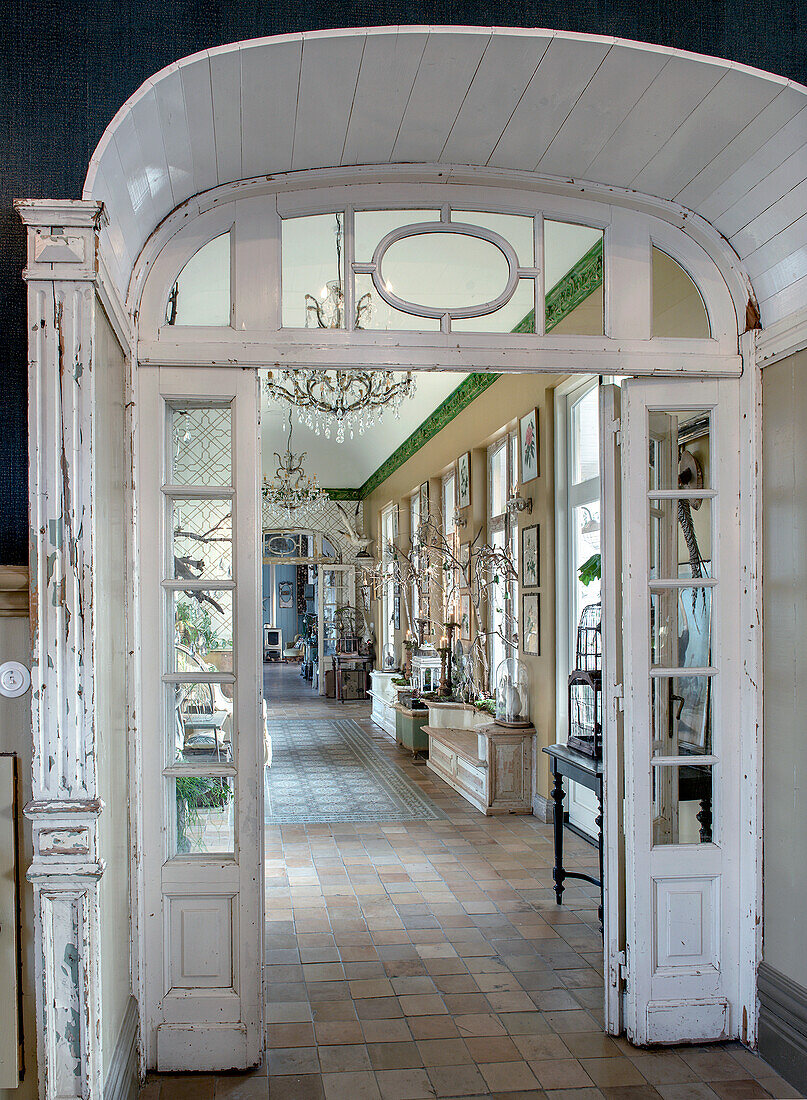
596;783;604;931
551;766;566;905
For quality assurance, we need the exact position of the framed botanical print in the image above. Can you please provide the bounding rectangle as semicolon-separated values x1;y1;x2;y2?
521;524;539;588
460;593;471;642
457;451;471;509
522;593;540;656
519;408;539;482
419;481;429;522
393;592;401;630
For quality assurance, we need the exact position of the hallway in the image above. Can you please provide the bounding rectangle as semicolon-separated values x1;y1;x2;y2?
136;663;794;1099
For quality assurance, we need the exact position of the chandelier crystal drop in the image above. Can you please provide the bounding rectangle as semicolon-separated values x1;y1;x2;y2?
264;368;417;445
262;409;327;517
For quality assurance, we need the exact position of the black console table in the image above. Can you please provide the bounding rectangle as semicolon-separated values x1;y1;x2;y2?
542;744;604;929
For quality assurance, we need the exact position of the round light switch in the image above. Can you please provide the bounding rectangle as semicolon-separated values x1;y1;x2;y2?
0;661;31;698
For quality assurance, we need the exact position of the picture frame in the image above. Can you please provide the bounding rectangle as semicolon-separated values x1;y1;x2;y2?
419;481;429;521
519;408;539;483
393;592;401;630
522;593;540;656
521;524;539;588
457;451;471;509
278;580;294;609
460;593;471;642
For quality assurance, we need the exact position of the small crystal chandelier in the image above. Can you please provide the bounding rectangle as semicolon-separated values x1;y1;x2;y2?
265;369;418;445
262;410;327;517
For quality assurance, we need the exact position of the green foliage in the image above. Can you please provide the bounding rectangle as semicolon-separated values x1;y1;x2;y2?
578;553;601;587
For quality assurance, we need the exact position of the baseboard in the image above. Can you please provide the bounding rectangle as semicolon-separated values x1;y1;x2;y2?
532;793;553;822
758;961;807;1095
104;996;139;1100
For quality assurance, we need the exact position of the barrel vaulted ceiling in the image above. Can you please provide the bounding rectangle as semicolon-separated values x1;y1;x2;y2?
85;26;807;327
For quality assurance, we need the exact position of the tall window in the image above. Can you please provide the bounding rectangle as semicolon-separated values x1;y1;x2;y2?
567;383;601;668
442;471;458;623
410;491;421;625
487;433;518;686
380;504;398;660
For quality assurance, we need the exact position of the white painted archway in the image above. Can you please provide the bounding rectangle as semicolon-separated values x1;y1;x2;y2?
17;23;807;1096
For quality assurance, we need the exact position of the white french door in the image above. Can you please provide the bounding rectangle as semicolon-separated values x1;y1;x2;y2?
318;564;356;694
138;367;262;1069
620;377;742;1044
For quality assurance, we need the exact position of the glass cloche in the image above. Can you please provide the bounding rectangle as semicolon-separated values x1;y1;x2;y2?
381;642;397;672
495;657;530;726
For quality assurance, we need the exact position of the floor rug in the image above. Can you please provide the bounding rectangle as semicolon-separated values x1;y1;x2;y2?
264;718;446;824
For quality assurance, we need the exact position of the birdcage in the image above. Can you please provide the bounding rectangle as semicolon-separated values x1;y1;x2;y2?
567;669;602;759
575;601;602;673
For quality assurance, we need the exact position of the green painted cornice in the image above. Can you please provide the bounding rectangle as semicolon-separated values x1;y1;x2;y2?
357;240;603;498
323;487;361;500
358;372;500;499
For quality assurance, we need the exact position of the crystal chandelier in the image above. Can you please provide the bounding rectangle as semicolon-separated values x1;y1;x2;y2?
265;368;417;444
262;410;327;517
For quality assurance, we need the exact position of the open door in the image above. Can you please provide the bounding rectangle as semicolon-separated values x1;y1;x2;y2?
599;383;626;1035
619;377;742;1045
138;367;263;1069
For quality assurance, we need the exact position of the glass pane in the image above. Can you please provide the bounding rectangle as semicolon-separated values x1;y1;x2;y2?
544;221;604;335
648;409;711;491
454;211;535;265
171;590;233;671
489;443;508;517
652;247;710;338
282;213;345;329
443;475;456;534
173;775;235;855
652;764;713;846
166;233;231;327
650;587;711;668
651;675;712;756
571;387;599;485
354;209;440;261
379;232;510;311
172;498;232;581
450;278;536;333
171;681;234;765
572;503;601;653
354;273;441;331
170;405;232;487
649;497;712;582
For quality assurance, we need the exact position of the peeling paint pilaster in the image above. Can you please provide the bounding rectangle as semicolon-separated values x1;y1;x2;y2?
15;199;110;1100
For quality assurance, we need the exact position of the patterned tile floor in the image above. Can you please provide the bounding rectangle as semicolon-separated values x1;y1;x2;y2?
140;663;800;1100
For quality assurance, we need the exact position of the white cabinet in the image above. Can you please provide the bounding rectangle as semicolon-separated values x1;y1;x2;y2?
369;670;398;737
424;704;535;815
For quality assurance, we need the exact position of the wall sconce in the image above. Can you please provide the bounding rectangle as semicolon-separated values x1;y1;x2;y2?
507;493;533;517
453;511;468;528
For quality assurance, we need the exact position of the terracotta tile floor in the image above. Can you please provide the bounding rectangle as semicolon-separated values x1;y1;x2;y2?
140;664;799;1100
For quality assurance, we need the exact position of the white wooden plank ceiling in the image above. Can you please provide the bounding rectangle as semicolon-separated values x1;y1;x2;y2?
85;26;807;326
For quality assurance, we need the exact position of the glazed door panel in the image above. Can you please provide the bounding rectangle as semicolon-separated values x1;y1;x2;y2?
621;378;741;1045
139;367;262;1069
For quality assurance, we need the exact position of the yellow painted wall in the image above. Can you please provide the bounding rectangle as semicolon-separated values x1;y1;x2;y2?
365;372;565;805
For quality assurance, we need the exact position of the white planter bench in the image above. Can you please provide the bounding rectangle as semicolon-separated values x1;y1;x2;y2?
424;703;535;815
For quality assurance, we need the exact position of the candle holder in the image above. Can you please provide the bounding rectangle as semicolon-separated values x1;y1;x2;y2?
437;634;449;697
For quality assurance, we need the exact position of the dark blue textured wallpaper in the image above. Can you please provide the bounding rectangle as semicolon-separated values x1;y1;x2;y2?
1;0;805;564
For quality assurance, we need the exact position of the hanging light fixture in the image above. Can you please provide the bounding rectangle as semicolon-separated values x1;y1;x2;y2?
266;213;416;443
262;410;327;517
264;369;418;444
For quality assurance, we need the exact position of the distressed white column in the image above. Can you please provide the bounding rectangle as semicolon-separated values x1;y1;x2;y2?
15;200;107;1100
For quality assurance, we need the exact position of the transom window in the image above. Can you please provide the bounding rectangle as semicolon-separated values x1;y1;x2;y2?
150;184;732;361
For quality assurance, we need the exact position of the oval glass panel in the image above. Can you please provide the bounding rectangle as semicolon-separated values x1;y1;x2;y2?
379;230;511;313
